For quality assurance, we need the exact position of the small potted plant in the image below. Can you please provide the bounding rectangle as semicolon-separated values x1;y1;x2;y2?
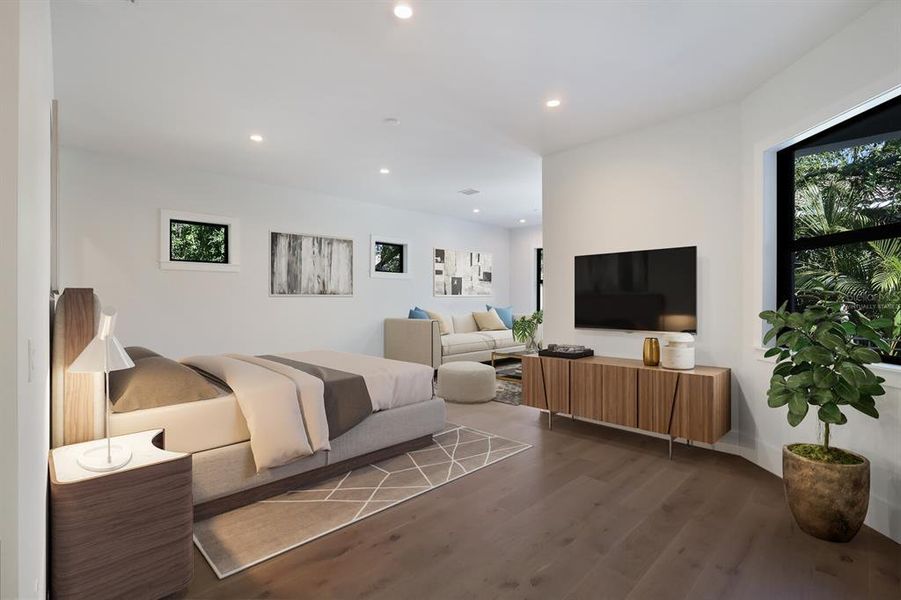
760;298;888;542
512;310;543;352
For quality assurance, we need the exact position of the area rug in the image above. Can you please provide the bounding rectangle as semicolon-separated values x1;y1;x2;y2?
494;379;522;406
194;424;531;578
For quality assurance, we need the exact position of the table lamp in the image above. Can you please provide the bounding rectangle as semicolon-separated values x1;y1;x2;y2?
69;306;135;472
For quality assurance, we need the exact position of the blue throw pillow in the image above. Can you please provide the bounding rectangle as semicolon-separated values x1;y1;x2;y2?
487;305;513;329
408;307;429;319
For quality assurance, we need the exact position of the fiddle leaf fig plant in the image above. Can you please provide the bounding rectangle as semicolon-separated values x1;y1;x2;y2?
760;299;888;457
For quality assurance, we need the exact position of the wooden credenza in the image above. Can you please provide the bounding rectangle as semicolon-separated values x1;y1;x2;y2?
522;355;730;446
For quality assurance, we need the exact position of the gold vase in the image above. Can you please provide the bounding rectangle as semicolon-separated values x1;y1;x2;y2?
643;337;660;366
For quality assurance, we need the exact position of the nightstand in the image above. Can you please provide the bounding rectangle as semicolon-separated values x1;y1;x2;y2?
49;429;193;600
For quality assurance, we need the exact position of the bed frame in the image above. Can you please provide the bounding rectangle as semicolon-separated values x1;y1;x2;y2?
52;288;440;520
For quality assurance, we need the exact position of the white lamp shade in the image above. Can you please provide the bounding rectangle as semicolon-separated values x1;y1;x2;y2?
68;307;135;373
69;335;134;373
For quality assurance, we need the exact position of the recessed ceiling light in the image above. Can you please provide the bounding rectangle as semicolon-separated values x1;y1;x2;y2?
383;117;400;126
545;99;561;108
472;208;480;214
459;188;480;196
518;218;526;224
393;3;413;19
379;167;390;174
249;134;263;143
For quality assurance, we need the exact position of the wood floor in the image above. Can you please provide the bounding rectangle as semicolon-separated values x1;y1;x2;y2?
182;402;901;599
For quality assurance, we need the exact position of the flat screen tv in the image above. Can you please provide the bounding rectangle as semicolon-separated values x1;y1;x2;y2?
574;246;697;332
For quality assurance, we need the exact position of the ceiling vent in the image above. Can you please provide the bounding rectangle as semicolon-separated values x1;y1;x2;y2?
458;188;480;196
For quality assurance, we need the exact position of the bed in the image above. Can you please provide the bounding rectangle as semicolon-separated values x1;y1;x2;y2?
51;288;446;519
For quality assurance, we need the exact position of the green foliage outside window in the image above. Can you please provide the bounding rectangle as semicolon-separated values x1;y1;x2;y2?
374;242;404;273
793;138;901;357
170;220;228;263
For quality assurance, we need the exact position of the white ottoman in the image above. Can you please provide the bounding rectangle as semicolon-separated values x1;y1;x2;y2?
437;361;496;404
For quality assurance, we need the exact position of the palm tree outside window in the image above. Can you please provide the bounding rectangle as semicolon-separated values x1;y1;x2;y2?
776;95;901;362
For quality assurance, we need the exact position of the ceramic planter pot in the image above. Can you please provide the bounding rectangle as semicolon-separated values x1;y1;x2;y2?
782;445;870;543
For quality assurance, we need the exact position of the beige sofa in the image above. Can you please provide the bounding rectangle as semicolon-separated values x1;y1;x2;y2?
384;312;527;369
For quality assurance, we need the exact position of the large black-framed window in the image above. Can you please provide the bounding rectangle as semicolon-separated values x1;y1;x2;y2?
536;248;544;311
776;95;901;362
169;219;229;264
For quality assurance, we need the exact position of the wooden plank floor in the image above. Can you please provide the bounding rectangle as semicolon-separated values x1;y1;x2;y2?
181;402;901;599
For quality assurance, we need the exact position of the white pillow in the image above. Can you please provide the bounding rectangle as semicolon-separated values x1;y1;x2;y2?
452;313;479;334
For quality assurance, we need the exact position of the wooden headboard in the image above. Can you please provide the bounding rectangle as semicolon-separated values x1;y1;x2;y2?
51;288;104;448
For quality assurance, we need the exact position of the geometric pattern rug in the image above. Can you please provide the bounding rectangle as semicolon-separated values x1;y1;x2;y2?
193;424;531;578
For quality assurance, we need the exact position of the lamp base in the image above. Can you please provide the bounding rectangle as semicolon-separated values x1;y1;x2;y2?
77;442;132;472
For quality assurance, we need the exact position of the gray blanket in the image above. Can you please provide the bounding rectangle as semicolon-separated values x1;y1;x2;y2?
258;355;373;440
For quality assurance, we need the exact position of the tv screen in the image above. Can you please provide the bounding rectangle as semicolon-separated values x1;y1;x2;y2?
574;246;697;332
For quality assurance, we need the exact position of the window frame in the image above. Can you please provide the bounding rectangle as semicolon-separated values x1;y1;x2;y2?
369;235;410;279
776;95;901;362
159;209;240;272
168;218;230;264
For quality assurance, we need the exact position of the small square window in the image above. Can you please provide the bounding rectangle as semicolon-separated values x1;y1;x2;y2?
170;220;228;264
370;236;410;279
374;241;404;273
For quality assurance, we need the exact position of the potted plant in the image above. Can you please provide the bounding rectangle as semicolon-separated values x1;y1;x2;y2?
512;310;543;352
760;299;888;542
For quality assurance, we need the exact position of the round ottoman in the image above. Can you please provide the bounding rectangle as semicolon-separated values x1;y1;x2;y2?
437;361;496;403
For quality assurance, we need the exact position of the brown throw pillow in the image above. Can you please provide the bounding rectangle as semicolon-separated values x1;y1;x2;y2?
123;346;162;361
110;355;222;413
473;309;507;331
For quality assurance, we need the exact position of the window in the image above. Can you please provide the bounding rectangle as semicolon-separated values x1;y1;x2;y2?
169;220;228;263
370;235;410;278
777;95;901;361
160;210;240;272
536;248;544;311
374;241;404;273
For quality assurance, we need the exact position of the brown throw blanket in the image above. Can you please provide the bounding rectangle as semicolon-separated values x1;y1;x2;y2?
258;355;373;440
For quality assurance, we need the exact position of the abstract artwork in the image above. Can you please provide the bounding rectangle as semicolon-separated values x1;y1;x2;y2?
433;248;492;296
270;232;353;296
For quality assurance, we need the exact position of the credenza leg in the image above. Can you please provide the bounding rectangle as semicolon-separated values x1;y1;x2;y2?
548;410;553;429
668;435;673;460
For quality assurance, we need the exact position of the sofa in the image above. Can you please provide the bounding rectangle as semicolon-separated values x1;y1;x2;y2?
384;311;529;368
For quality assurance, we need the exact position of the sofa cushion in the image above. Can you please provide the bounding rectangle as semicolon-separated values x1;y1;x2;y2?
477;330;519;349
451;313;479;334
441;333;494;355
487;305;514;329
408;307;429;319
425;310;452;335
473;309;507;331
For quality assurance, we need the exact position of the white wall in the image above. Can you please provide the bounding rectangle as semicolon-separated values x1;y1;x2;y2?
59;149;512;359
738;0;901;542
543;104;743;449
0;1;53;598
0;3;21;597
508;225;542;314
543;0;901;542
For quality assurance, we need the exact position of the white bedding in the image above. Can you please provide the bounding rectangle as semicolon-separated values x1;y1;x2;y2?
177;350;434;471
110;392;250;454
272;350;434;411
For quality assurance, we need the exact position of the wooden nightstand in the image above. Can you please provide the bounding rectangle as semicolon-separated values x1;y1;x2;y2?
49;429;193;600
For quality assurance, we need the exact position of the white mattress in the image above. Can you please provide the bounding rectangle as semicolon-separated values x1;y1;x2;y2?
110;392;250;454
109;351;435;454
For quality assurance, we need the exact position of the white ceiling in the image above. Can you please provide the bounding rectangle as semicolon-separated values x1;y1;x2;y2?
51;0;875;228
